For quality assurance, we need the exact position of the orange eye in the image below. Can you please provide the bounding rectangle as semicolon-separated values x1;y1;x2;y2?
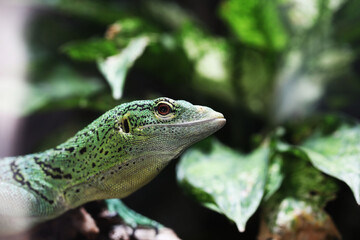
157;103;171;115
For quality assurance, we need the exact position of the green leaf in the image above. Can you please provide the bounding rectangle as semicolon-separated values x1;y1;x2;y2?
177;139;269;231
219;0;287;51
62;38;118;61
275;147;338;207
300;124;360;204
97;36;150;100
263;153;284;201
262;148;339;237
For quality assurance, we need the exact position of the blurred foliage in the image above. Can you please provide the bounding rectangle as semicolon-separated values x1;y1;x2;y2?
62;39;118;61
219;0;288;51
24;65;105;114
19;0;360;238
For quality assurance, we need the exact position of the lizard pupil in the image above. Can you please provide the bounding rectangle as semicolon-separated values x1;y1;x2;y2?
157;103;171;115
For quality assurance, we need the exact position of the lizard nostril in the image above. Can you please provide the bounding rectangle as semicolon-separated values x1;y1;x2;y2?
196;106;206;113
122;117;130;133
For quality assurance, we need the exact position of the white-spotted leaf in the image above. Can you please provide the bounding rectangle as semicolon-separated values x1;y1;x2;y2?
177;140;269;232
263;154;284;201
301;124;360;204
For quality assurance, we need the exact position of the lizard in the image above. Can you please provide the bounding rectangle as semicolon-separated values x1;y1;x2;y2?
0;97;226;236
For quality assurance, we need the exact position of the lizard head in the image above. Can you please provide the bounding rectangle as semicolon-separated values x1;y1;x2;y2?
64;97;225;201
116;97;226;161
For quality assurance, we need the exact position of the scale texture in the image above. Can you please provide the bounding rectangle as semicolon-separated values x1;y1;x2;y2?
0;97;225;235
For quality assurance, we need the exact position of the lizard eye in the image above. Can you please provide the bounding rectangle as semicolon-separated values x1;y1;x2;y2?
156;102;172;116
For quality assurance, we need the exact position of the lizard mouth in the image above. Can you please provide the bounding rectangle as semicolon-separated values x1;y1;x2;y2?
140;117;226;129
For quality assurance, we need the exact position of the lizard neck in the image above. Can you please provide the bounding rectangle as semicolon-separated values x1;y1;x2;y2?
0;119;132;216
2;119;173;214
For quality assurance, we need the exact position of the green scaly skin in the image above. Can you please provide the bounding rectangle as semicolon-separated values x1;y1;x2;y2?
0;97;225;236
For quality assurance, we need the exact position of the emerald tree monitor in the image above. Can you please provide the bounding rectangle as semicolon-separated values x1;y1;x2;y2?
0;97;226;236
